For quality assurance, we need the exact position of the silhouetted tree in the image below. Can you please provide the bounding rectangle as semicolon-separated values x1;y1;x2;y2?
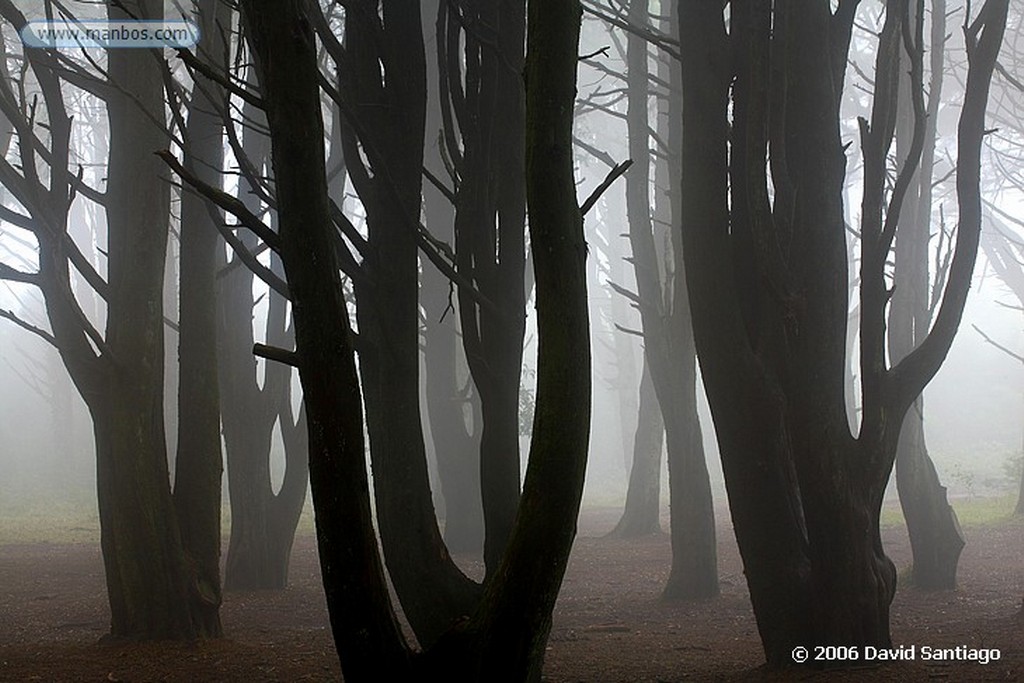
0;0;221;639
678;0;1006;665
205;0;594;678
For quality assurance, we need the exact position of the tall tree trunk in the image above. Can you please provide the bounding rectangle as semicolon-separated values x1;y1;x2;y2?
99;0;194;638
172;0;229;635
437;0;528;575
622;0;716;599
342;5;479;644
890;0;964;590
239;1;412;674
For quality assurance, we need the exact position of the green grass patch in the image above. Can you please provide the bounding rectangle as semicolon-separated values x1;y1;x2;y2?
880;493;1020;530
0;502;100;545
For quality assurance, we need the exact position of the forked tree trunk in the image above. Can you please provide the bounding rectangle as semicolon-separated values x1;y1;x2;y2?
0;0;210;640
235;0;590;679
889;0;964;590
679;0;1006;666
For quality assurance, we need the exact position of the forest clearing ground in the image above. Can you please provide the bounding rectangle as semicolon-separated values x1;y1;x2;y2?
0;501;1021;681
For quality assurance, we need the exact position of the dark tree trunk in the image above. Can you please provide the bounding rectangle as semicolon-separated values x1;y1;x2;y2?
172;0;229;635
340;4;479;645
0;0;213;640
98;0;196;638
610;359;663;538
453;2;591;676
438;0;528;575
235;0;591;678
678;0;1006;666
238;2;412;676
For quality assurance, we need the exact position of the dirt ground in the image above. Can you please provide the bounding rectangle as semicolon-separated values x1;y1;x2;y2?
1;506;1022;682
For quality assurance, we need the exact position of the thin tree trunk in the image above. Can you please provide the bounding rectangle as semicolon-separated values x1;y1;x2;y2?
610;359;663;537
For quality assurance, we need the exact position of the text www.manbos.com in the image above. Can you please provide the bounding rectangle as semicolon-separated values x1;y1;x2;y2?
20;20;200;49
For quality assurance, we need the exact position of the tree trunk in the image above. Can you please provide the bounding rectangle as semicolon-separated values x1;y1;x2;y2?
231;1;592;678
341;5;480;645
610;359;663;538
890;0;965;590
622;0;716;599
438;0;529;575
92;0;198;638
420;0;485;557
172;0;228;635
678;0;1007;666
219;98;308;592
895;407;964;588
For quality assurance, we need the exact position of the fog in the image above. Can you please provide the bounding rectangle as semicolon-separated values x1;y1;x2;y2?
1;0;1023;679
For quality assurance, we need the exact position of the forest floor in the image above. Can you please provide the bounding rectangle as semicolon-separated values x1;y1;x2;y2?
0;502;1022;682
